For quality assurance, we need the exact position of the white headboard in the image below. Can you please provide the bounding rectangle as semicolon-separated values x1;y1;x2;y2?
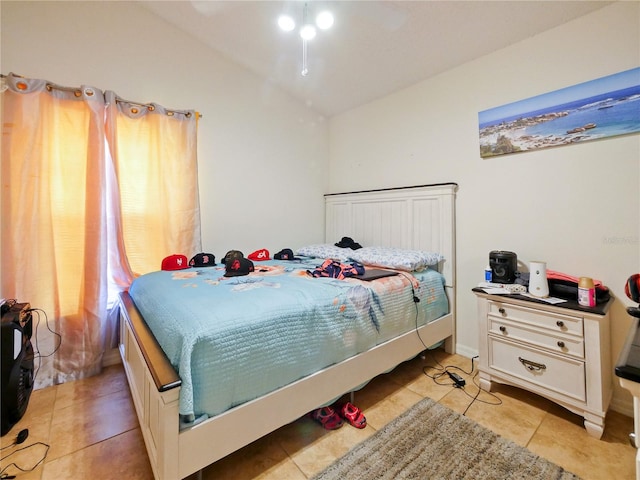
324;183;457;289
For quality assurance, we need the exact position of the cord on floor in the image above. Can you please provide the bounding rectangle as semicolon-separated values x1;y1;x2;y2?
422;352;502;415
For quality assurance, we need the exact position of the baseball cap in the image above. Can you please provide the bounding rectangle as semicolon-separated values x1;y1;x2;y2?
248;249;270;261
189;252;216;267
224;257;255;277
222;250;244;264
274;248;298;260
161;254;190;271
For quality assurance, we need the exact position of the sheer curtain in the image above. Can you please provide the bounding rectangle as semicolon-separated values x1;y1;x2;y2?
1;74;201;389
1;75;109;387
104;91;201;276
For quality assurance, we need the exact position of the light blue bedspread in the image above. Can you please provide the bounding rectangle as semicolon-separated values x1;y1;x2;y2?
128;258;449;419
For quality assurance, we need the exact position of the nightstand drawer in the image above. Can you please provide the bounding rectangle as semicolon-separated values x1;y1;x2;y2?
489;336;586;402
489;317;584;358
488;301;583;337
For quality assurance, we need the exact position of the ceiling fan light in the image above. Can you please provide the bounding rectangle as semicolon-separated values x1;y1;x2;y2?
278;15;295;32
300;24;316;40
316;11;334;30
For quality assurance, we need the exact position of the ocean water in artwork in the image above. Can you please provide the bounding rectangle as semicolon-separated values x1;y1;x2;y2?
479;84;640;155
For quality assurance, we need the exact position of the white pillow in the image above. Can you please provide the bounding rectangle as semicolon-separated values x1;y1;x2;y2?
348;246;444;272
296;244;352;262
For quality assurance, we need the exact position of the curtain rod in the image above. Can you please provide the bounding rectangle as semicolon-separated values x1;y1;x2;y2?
115;97;202;119
1;74;202;118
47;83;84;96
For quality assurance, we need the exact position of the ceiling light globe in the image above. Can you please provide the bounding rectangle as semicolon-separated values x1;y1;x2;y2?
278;15;295;32
300;24;316;40
316;11;334;30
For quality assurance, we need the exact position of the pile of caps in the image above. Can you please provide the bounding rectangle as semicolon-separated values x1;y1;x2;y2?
161;248;298;277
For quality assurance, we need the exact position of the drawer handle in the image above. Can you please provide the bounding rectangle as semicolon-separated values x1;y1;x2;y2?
556;320;564;328
499;326;506;333
498;308;506;314
557;341;565;348
518;357;547;372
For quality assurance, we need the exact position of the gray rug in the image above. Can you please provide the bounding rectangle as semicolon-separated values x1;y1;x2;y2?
311;397;581;480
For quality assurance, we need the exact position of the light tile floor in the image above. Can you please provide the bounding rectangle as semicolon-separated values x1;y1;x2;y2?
0;349;635;480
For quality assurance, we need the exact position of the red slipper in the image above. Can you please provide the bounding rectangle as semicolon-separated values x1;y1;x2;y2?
311;407;344;430
338;402;367;428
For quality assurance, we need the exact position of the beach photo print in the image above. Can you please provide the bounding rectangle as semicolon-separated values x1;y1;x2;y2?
479;67;640;158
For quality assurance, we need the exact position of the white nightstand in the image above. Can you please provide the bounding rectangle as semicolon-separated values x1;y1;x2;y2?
474;290;613;439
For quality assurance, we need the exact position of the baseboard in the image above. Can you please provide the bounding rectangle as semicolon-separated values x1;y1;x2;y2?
103;347;122;367
610;394;634;418
455;343;478;360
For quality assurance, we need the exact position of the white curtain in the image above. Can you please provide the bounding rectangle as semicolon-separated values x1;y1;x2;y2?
1;75;109;386
0;73;201;389
104;90;201;277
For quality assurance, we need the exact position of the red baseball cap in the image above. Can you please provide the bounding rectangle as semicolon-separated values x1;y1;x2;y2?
161;254;190;271
248;249;270;261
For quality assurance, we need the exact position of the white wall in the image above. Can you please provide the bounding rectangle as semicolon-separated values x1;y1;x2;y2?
328;2;640;414
1;1;329;257
4;1;639;414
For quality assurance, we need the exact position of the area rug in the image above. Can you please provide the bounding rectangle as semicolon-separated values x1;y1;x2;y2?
311;397;581;480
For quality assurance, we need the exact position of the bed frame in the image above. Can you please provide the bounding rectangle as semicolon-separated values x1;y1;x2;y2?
118;183;457;480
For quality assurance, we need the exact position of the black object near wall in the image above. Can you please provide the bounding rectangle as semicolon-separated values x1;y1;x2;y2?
1;301;34;436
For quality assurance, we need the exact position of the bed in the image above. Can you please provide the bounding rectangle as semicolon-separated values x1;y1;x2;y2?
118;183;457;480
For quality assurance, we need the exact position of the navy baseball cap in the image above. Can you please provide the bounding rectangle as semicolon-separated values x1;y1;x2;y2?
224;257;255;277
274;248;299;260
189;252;216;267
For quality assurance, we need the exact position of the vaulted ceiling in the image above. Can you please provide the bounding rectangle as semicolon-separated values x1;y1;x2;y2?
139;1;613;117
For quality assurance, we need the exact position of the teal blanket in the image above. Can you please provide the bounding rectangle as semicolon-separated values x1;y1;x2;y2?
128;258;448;419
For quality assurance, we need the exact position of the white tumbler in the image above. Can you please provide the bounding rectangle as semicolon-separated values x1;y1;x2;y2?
529;261;549;298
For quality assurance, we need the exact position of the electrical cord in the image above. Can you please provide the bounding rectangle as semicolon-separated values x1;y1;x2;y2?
0;430;29;451
1;302;62;385
400;272;475;391
389;273;503;415
26;308;62;383
396;272;429;351
459;370;503;415
422;349;473;386
0;305;56;478
0;441;50;479
422;351;502;415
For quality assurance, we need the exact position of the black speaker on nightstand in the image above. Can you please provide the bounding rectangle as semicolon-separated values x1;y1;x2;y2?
1;301;34;436
489;251;518;284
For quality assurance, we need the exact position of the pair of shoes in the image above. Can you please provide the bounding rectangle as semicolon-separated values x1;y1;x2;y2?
337;402;367;428
311;406;344;430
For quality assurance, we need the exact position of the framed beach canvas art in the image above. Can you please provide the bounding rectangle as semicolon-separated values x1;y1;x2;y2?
479;67;640;158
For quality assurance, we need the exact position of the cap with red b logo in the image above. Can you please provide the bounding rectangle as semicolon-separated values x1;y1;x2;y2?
189;252;216;267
